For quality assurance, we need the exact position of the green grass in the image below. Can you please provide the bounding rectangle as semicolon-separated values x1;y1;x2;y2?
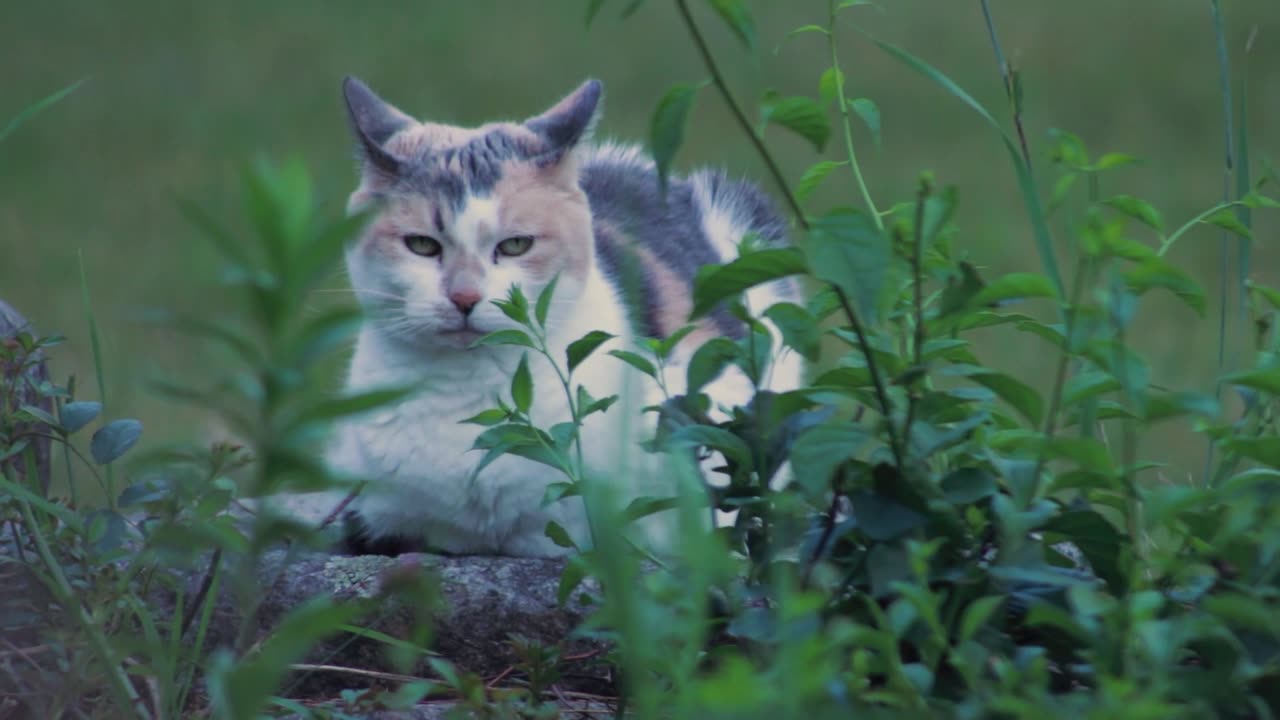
1;0;1278;475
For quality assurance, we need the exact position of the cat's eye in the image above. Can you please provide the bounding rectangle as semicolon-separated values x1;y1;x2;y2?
496;235;535;258
403;234;442;258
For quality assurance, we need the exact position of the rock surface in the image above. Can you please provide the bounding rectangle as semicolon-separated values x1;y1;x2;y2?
186;548;607;701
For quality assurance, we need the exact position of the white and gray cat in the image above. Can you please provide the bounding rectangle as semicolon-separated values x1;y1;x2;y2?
327;76;801;557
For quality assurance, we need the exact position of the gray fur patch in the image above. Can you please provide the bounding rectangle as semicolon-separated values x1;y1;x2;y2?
582;152;788;340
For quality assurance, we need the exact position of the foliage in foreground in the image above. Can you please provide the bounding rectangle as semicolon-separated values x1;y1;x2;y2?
4;0;1280;718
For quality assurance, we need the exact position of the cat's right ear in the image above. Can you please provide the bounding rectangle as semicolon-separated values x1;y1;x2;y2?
342;76;413;176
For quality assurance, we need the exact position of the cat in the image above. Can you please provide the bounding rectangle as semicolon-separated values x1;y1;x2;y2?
327;76;802;557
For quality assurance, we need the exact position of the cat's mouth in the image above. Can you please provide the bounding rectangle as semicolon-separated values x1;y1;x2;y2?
437;325;486;345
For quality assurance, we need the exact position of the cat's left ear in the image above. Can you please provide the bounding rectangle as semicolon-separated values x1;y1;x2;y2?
524;79;602;158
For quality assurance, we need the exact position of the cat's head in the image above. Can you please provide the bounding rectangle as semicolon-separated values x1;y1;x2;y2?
341;76;602;350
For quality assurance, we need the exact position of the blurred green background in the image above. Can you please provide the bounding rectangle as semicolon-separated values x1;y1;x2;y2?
2;0;1278;477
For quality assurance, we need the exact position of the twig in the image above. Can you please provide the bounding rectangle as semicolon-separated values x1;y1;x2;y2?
801;487;842;588
179;548;222;639
673;0;807;227
317;485;363;531
979;0;1033;170
486;665;515;689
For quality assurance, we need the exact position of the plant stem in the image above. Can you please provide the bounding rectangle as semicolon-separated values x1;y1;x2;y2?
979;0;1033;170
903;179;930;445
828;0;882;229
673;0;807;228
834;287;906;469
7;465;152;719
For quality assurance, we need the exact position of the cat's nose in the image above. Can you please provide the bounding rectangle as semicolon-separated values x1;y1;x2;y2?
449;289;482;316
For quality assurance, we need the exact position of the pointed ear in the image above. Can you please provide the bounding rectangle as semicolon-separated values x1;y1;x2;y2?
342;76;414;175
524;79;602;157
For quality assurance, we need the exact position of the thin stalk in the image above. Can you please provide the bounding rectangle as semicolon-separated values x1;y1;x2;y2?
1204;0;1235;483
979;0;1033;169
828;0;882;229
834;288;906;469
673;0;806;226
902;179;930;444
7;464;152;719
78;251;116;508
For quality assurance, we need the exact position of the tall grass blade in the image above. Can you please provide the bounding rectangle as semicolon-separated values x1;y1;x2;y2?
78;249;116;506
0;78;86;144
863;33;1064;300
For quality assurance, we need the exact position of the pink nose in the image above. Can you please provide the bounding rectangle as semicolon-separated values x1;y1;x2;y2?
449;289;482;316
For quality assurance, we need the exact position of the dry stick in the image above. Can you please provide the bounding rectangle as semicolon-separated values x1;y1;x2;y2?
672;0;905;470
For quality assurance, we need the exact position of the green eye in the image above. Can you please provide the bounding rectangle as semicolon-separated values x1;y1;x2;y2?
403;234;442;258
496;235;535;257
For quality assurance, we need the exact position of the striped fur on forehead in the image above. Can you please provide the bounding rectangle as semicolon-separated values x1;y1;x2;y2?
374;123;550;212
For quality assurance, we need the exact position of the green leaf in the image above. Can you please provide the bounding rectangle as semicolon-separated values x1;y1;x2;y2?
787;24;830;40
970;273;1057;307
687;337;741;396
471;329;537;350
208;597;362;720
17;404;58;427
292;387;411;428
763;302;821;362
1041;510;1125;592
90;419;143;465
1203;207;1253;239
59;400;102;434
566;330;615;373
1224;366;1280;396
535;275;559;328
795;160;847;203
621;495;680;523
1104;195;1164;232
461;408;509;427
848;98;881;149
806;208;889;325
1123;258;1206;316
790;423;868;497
849;491;927;541
708;0;756;49
941;467;996;504
649;83;703;190
668;425;754;471
544;520;577;549
584;0;608;25
608;349;658;379
760;92;830;152
1223;437;1280;467
0;78;86;144
959;596;1005;643
940;365;1043;425
511;354;533;414
692;247;807;318
558;557;588;605
818;67;844;105
1093;152;1140;171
